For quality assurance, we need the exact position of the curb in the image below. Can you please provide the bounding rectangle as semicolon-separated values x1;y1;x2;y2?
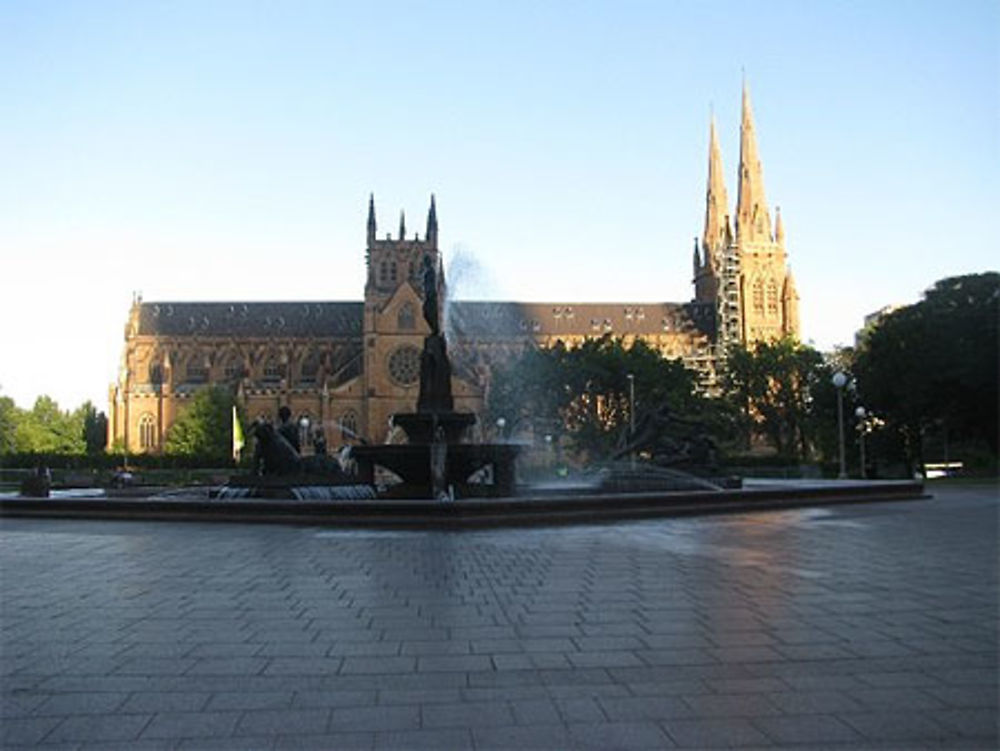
1;481;927;529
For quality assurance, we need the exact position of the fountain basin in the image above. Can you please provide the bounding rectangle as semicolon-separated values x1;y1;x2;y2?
351;443;520;498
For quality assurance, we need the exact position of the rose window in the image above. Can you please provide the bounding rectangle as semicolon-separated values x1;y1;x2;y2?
388;345;420;386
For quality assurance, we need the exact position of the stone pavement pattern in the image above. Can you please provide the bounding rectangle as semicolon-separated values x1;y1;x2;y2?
1;484;996;749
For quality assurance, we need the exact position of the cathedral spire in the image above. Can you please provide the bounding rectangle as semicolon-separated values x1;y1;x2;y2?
426;194;438;248
702;115;730;257
398;210;406;241
367;194;376;245
736;79;772;244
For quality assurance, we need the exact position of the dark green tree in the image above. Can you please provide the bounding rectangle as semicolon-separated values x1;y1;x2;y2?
0;393;18;454
78;401;109;454
722;337;829;460
854;272;999;468
486;335;712;460
164;385;240;460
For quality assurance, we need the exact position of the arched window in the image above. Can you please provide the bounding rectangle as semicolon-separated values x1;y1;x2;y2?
186;354;208;383
397;302;415;330
389;261;398;284
299;351;319;384
766;279;780;317
223;353;243;380
341;411;358;442
379;260;388;284
752;278;765;315
149;362;163;385
138;413;156;451
262;353;282;383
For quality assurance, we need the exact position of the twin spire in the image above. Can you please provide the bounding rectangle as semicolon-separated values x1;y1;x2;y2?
367;194;438;247
701;80;780;254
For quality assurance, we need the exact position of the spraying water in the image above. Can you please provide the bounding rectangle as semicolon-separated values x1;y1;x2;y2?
443;245;504;341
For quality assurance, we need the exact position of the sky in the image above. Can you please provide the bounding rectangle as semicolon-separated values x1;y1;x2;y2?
1;0;997;412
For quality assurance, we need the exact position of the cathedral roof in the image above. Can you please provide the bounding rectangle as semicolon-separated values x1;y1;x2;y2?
135;301;363;338
133;299;714;340
447;301;712;339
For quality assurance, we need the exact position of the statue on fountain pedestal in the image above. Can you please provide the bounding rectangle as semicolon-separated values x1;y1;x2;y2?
418;254;454;414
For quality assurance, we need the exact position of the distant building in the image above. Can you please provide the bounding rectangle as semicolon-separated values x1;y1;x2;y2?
856;304;904;347
109;83;799;452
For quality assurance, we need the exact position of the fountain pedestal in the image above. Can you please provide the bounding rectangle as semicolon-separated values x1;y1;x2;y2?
351;441;520;499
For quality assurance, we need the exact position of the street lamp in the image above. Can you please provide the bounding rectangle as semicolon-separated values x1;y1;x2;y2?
832;371;848;479
298;415;310;455
626;373;636;470
496;417;506;440
855;406;867;479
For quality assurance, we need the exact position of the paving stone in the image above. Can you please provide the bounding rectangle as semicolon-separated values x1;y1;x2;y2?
121;691;211;712
186;657;270;675
274;732;373;749
262;657;342;675
472;723;573;749
339;657;415;675
567;721;674;748
509;697;562;725
837;710;957;742
329;705;420;732
1;715;64;745
421;700;513;728
141;710;241;739
928;708;1000;739
47;713;153;742
236;708;331;736
664;717;772;747
290;689;376;709
752;714;864;744
415;654;492;672
682;692;783;718
599;695;692;721
208;691;294;710
767;689;867;714
373;728;472;749
849;686;949;710
32;691;129;715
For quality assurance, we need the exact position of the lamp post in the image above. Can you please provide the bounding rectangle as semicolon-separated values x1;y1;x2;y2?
626;373;636;470
298;415;310;456
855;406;867;479
495;417;506;441
832;371;848;479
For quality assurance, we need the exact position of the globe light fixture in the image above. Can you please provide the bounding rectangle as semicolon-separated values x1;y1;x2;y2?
855;406;867;479
832;371;848;479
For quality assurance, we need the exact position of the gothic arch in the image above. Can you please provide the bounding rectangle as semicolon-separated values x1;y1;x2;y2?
766;278;780;318
751;277;765;316
138;413;157;451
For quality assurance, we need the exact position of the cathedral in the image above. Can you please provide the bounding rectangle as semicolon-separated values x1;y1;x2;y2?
108;84;799;453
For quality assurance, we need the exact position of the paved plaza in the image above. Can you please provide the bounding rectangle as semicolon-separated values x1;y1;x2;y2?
1;483;996;749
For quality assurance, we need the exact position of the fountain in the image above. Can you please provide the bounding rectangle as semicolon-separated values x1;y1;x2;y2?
351;254;519;498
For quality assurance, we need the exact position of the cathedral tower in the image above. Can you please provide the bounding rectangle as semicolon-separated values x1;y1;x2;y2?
362;195;444;441
698;82;800;347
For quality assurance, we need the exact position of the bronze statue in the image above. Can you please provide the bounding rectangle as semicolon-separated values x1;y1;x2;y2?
421;254;439;334
250;420;302;476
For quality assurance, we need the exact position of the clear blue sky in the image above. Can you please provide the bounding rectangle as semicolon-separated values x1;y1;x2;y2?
1;0;997;411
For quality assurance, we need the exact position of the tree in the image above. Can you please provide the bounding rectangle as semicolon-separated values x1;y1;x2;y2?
12;396;85;454
164;385;241;460
722;337;828;460
78;401;109;454
0;393;17;454
854;273;999;468
486;336;713;461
